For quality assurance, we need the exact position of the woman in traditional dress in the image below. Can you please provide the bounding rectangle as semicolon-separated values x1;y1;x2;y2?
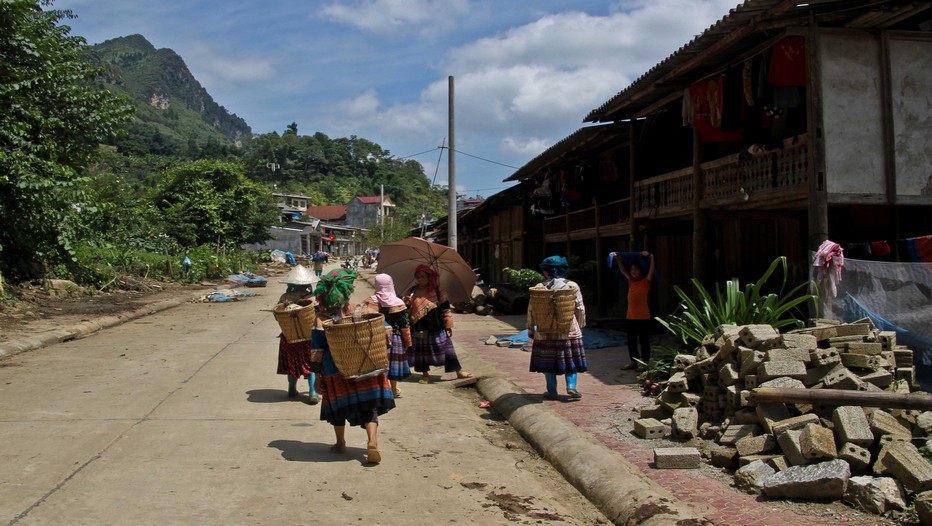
312;269;395;464
404;264;472;384
362;273;412;398
276;265;319;405
526;256;588;400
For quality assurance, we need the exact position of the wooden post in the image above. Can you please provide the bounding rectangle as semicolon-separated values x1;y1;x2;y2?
629;121;639;251
749;387;932;411
691;127;706;284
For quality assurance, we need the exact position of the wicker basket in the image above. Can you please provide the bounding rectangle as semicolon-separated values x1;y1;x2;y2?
529;287;576;332
322;313;389;379
273;303;316;343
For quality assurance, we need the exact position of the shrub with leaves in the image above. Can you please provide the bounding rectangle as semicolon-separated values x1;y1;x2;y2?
502;267;544;289
658;256;817;350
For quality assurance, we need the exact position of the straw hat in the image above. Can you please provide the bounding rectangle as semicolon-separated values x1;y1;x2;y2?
279;265;318;285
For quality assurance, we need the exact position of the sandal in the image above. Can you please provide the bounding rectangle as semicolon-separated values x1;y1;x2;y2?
367;447;381;464
456;370;474;379
418;376;430;384
393;389;402;398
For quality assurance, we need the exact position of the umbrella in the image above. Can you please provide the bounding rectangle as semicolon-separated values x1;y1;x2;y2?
376;237;477;304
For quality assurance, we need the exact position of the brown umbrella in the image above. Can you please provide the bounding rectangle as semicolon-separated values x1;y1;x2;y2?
376;237;477;304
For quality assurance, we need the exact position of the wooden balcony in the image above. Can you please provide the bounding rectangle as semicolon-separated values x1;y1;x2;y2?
543;198;631;242
634;137;809;218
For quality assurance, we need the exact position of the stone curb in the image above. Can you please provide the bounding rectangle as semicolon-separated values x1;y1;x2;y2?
475;375;705;526
0;291;204;360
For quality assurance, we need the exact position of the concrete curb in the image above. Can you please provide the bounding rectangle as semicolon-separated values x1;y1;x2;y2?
475;375;706;526
0;291;204;360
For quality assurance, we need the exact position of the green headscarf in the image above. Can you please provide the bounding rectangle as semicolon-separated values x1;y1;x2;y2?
315;269;357;311
539;255;569;278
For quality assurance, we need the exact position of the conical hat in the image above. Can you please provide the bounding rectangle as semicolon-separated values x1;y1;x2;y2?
279;265;318;285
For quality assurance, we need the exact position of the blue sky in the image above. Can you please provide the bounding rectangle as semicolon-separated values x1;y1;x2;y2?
54;0;739;198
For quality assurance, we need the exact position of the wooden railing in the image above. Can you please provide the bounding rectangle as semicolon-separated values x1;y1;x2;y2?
543;198;631;237
633;166;694;218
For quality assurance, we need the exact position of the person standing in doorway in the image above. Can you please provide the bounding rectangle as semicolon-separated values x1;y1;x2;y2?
612;251;655;370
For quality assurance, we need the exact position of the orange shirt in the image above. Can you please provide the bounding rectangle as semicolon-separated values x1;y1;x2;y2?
626;278;652;320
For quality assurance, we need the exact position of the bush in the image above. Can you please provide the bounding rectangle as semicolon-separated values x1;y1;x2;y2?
502;267;544;289
658;256;817;351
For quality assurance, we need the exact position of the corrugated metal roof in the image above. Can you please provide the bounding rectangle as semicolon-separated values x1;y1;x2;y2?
504;123;629;182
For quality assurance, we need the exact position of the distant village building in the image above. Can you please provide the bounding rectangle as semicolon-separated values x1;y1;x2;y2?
245;195;362;256
346;196;394;228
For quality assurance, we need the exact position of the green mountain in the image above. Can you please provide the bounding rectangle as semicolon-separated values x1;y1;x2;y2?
87;34;251;156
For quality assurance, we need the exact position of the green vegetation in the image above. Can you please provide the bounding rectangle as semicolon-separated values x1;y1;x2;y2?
0;1;445;296
657;256;817;351
503;267;544;289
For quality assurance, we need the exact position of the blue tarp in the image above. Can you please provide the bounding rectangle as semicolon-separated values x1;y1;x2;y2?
491;328;627;350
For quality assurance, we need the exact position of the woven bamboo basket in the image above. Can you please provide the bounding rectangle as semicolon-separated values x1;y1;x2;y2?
322;313;389;379
272;303;316;343
528;287;576;332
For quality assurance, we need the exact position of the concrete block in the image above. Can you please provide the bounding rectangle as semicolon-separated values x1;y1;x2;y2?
877;331;896;350
683;362;701;380
738;454;783;467
761;459;851;500
840;353;885;370
832;406;874;448
810;347;842;368
914;491;932;526
718;363;740;386
781;333;818;351
736;433;778;457
843;476;906;515
832;323;872;337
777;429;809;466
695;356;717;374
872;441;916;476
659;390;683;412
709;444;739;469
633;418;668;439
756;403;791;435
822;366;865;390
880;350;896;367
768;456;790;472
844;342;884;356
666;371;689;393
734;460;775;494
680;392;701;408
725;385;740;409
770;413;822;437
804;363;843;387
757;360;807;381
703;385;722;399
838;442;872;472
766;348;811;363
671;407;699;439
858;369;894;389
654;447;701;469
880;442;932;492
720;424;761;446
673;354;696;370
869;409;912;439
738;350;765;377
800;422;838;460
896;367;915;384
739;390;754;408
917;411;932;436
893;349;914;367
733;409;760;425
637;399;667;419
740;324;781;350
744;374;758;389
759;377;805;390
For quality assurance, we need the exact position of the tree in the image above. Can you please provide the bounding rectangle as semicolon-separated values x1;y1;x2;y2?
0;0;133;280
152;159;279;248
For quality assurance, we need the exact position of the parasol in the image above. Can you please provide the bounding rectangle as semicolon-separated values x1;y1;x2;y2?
376;237;477;304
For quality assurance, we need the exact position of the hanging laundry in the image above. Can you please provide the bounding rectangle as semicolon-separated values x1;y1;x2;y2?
768;37;806;87
904;235;932;262
813;240;844;298
870;240;891;257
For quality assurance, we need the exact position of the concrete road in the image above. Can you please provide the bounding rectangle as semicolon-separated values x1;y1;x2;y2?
0;272;608;525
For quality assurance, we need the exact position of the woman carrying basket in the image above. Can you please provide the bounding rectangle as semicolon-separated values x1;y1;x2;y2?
276;265;319;405
312;269;395;464
526;256;588;400
362;273;412;398
404;264;472;384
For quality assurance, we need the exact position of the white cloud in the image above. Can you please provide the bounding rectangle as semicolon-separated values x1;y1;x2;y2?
185;42;278;85
501;136;550;157
319;0;476;38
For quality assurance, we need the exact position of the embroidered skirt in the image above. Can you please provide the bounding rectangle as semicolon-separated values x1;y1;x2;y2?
277;335;314;378
387;333;411;380
529;337;588;375
319;371;395;428
408;330;461;373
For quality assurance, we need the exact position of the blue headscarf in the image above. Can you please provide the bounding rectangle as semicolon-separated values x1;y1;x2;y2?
539;255;569;279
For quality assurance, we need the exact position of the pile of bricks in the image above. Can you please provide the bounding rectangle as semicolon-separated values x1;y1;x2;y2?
634;319;932;519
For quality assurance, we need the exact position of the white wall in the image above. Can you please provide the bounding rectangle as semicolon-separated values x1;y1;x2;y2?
889;37;932;200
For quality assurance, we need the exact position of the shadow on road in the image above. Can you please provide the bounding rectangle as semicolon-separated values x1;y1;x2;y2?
268;439;372;464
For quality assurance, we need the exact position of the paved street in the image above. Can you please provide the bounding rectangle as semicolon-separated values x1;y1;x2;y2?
0;270;606;525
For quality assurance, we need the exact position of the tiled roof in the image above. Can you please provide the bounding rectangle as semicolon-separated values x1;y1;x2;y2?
305;205;347;221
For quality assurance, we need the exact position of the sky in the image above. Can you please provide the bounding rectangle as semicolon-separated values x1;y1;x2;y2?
53;0;741;199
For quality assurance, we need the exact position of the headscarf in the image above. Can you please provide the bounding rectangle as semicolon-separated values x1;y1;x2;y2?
539;255;569;279
314;269;357;311
370;273;404;308
414;264;439;294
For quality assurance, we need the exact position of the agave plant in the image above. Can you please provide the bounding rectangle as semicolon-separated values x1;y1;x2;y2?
658;256;818;350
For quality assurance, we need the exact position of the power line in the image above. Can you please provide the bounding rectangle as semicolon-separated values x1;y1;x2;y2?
395;147;441;160
445;147;520;170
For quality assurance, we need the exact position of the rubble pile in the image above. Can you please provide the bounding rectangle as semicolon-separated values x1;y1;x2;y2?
635;318;932;519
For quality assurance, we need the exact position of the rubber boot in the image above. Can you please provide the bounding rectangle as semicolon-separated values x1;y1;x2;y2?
544;373;558;400
287;375;298;398
565;373;581;399
307;372;319;405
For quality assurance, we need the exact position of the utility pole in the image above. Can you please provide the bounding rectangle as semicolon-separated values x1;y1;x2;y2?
380;184;385;241
447;75;457;250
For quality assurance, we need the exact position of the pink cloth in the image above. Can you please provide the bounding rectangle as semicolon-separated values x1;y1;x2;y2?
369;273;405;308
813;240;844;297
